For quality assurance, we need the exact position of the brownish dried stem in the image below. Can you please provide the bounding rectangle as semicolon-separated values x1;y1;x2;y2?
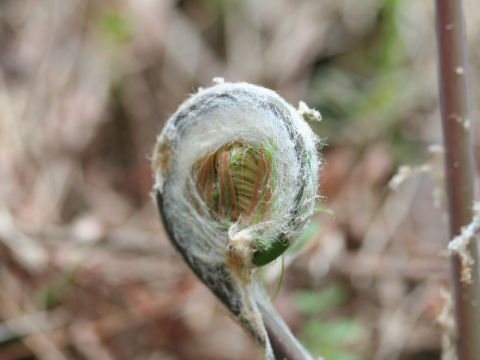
435;0;480;358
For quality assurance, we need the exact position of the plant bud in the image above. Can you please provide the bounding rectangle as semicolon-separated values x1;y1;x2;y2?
152;81;319;360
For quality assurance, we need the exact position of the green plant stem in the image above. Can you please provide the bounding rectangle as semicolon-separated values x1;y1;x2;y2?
434;1;480;358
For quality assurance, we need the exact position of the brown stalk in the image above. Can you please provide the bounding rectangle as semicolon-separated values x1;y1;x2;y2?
216;151;227;218
245;148;266;221
260;149;273;221
195;154;215;211
435;0;480;358
222;151;239;221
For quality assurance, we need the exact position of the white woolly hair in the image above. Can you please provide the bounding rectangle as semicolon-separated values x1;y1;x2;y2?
152;82;319;360
153;82;319;267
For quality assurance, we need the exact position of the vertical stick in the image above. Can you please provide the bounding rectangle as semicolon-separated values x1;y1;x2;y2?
434;1;480;359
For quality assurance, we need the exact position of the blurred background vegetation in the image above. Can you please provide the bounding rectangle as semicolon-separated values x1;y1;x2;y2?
0;0;479;359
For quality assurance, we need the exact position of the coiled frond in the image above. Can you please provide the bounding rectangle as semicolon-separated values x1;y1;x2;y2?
152;81;320;360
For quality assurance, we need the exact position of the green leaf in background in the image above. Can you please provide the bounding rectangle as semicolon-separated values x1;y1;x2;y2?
98;9;132;45
301;318;366;360
294;284;367;359
293;283;349;315
34;268;79;310
303;318;365;346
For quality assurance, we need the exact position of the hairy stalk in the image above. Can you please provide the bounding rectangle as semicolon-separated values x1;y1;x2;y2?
434;1;480;358
152;82;320;360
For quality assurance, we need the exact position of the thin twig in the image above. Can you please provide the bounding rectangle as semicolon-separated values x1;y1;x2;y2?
434;1;480;358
